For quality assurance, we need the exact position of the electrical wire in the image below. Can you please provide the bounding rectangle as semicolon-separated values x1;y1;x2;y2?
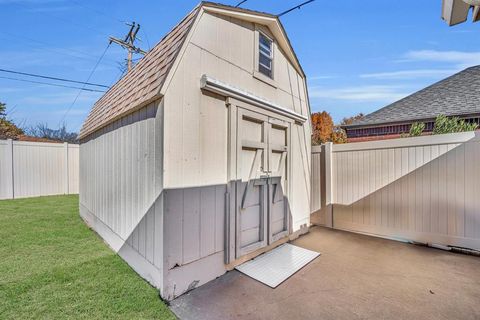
0;68;110;89
0;76;106;93
70;0;127;24
58;43;111;127
278;0;315;16
235;0;248;7
1;31;119;66
141;27;151;50
13;1;112;38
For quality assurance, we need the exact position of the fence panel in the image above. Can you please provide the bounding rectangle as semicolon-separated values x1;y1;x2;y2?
311;132;480;251
311;146;323;214
0;139;79;200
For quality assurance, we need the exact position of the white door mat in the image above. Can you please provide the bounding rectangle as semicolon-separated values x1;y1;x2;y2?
235;243;320;288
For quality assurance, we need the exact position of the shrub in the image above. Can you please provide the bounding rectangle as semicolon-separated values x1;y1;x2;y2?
409;122;425;137
331;126;347;144
432;114;478;135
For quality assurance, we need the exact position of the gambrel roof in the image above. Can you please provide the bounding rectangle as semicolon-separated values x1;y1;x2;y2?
79;2;305;139
346;66;480;128
79;6;199;139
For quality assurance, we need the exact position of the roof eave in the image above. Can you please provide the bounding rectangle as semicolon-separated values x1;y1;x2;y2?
78;94;164;140
343;111;480;130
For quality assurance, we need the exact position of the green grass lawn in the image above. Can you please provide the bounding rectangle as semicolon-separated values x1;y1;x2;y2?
0;195;175;319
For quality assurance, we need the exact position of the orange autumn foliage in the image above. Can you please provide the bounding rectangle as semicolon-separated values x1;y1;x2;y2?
311;111;334;145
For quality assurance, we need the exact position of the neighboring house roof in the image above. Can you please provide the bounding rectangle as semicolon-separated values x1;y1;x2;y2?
79;2;305;140
16;135;61;143
345;65;480;128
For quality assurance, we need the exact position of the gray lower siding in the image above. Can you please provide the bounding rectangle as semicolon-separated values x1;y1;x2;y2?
162;184;227;299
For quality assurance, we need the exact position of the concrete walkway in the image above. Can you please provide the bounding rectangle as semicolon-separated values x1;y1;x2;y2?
170;227;480;320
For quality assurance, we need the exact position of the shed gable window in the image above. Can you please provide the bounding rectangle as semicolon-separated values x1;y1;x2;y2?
258;33;273;78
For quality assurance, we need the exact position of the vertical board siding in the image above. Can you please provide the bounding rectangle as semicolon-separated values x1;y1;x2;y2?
163;10;312;235
0;140;79;200
312;132;480;250
79;103;163;268
164;184;226;269
0;140;12;199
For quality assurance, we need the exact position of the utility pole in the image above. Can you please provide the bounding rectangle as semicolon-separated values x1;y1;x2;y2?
109;22;147;72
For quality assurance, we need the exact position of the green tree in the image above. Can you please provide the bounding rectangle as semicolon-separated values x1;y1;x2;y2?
0;101;6;118
0;101;23;140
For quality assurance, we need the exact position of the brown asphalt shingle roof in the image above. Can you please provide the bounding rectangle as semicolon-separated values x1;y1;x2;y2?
346;66;480;128
79;6;199;139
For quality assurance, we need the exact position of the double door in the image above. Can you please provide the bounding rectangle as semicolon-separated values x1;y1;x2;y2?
235;107;290;258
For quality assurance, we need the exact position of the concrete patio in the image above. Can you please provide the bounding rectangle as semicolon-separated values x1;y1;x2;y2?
170;226;480;320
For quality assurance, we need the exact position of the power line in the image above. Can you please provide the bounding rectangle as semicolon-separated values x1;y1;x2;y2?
235;0;248;7
58;43;111;127
278;0;315;17
1;31;118;66
0;76;106;93
70;1;152;53
109;22;147;71
70;0;127;24
0;68;110;89
141;27;151;50
14;1;112;38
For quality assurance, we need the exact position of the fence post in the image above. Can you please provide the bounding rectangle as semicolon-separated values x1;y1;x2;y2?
64;142;69;195
324;142;333;228
7;139;14;199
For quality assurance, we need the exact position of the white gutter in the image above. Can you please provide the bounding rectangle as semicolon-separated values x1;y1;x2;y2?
200;74;307;124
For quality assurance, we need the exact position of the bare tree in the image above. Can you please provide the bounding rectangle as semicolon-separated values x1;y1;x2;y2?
24;123;79;143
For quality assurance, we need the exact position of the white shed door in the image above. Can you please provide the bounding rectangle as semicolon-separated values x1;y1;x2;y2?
235;108;290;258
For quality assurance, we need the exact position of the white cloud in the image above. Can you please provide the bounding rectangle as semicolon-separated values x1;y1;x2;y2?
360;68;459;79
309;85;409;102
20;92;100;105
403;50;480;69
309;75;337;80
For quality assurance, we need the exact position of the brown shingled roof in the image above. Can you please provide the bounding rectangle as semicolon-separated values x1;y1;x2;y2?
79;6;200;139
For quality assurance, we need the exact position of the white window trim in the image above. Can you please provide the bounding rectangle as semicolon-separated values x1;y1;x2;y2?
253;26;278;88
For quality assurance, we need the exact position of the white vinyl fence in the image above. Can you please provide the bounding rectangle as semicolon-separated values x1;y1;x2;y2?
312;131;480;251
0;139;79;200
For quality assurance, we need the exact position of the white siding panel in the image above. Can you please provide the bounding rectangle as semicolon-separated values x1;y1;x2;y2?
0;140;13;199
79;102;163;271
0;140;79;200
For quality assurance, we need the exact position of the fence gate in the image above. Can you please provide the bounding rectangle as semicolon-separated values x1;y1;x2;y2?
310;132;480;252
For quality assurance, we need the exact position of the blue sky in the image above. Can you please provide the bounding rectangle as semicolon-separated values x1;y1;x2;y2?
1;0;479;132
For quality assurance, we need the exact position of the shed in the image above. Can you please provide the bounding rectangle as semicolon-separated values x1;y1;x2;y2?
79;2;312;300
